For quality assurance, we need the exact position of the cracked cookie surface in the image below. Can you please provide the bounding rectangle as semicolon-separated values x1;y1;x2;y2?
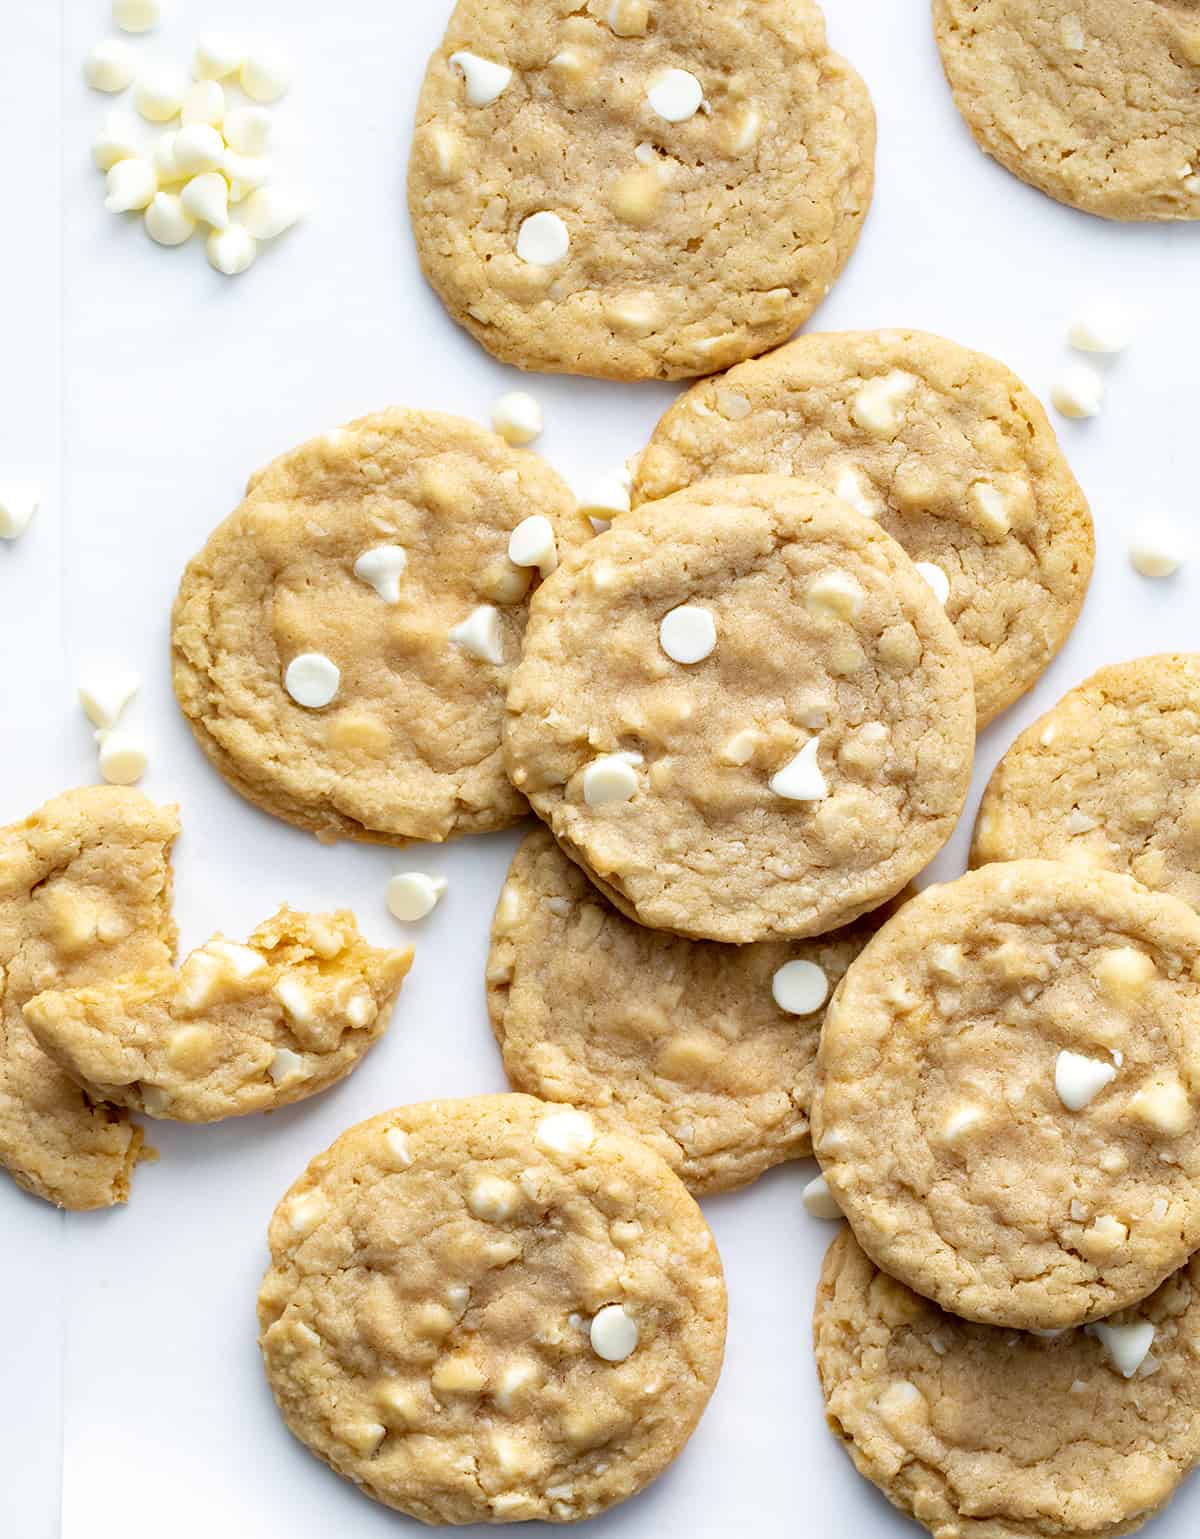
487;827;894;1194
257;1094;726;1524
633;329;1094;726
813;860;1200;1330
814;1227;1200;1539
0;786;178;1210
172;409;589;846
933;0;1200;221
504;475;974;943
408;0;875;380
25;908;412;1123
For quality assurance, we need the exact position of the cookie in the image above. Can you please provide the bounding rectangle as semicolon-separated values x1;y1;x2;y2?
172;410;589;846
814;1227;1200;1539
487;827;896;1194
408;0;875;380
0;786;178;1210
813;860;1200;1331
504;475;975;943
24;908;412;1124
933;0;1200;221
973;655;1200;913
633;329;1094;726
257;1094;726;1524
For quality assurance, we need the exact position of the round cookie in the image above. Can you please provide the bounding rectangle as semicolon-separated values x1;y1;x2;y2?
813;860;1200;1331
504;475;975;944
933;0;1200;221
973;655;1200;912
814;1227;1200;1539
633;329;1094;726
172;410;589;845
488;828;902;1194
257;1094;726;1524
408;0;875;381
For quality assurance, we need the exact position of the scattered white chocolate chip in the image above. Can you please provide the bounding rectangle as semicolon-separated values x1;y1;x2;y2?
467;1175;519;1223
590;1305;638;1362
284;652;340;708
240;187;302;240
1068;305;1135;355
173;123;225;176
508;515;558;576
0;483;41;541
608;0;649;34
1055;1050;1117;1112
772;959;829;1016
206;941;266;977
769;738;828;802
449;605;504;665
181;80;224;127
941;1104;984;1143
78;668;139;730
193;35;244;82
240;51;291;104
659;604;716;664
182;171;229;228
353;545;408;602
93;111;142;169
449;50;512;107
97;727;149;786
105;159;158;213
802;1173;843;1220
85;41;136;94
647;68;704;123
915;561;950;606
287;1189;327;1237
577;466;632;520
1128;1079;1192;1137
851;371;915;434
805;569;864;622
268;1047;306;1086
535;1108;595;1156
492;391;543;447
1094;945;1155;996
113;0;159;32
152;131;182;181
345;994;374;1029
206;221;257;275
517;211;570;266
582;753;642;807
1051;363;1105;420
135;67;188;124
1129;519;1186;578
1088;1320;1156;1378
384;1126;413;1166
386;872;448;923
719;727;761;766
971;481;1011;536
834;466;877;519
274;976;313;1024
144;192;194;245
223;104;272;155
223;152;271;201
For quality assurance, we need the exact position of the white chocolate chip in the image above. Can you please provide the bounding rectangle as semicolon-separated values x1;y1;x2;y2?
508;515;558;576
1065;808;1099;834
152;130;181;182
971;482;1011;537
647;69;704;123
1068;305;1134;355
285;652;340;708
577;466;632;519
769;738;828;802
834;466;877;519
719;727;761;766
97;727;148;786
287;1189;327;1237
113;0;160;31
182;171;230;228
772;959;829;1016
449;605;504;665
384;1127;413;1166
1055;1050;1117;1112
914;561;950;606
223;153;272;202
851;371;916;434
0;483;41;541
467;1175;519;1223
802;1174;843;1220
449;51;512;107
517;211;569;266
1051;363;1105;420
105;159;158;213
93;111;142;169
144;192;195;245
239;51;291;105
1094;946;1155;996
607;0;649;35
274;975;313;1024
306;918;344;958
354;545;408;602
1129;519;1186;578
1128;1079;1192;1138
206;941;266;977
1088;1320;1155;1378
386;872;448;923
173;124;225;176
345;993;374;1028
929;944;964;982
135;67;188;123
85;41;136;93
492;392;543;447
193;35;244;81
78;668;139;730
494;1361;539;1410
535;1109;595;1156
223;105;273;155
240;188;302;240
181;80;225;127
590;1304;638;1362
805;570;864;622
582;753;642;807
941;1104;984;1143
659;605;716;664
268;1047;306;1086
716;389;751;421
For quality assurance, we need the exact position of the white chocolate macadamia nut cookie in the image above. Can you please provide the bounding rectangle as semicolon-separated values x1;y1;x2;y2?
634;329;1094;726
24;908;412;1123
487;828;901;1194
973;655;1200;913
257;1094;726;1524
172;410;590;845
815;1228;1200;1539
813;860;1200;1331
504;475;975;943
0;786;179;1211
408;0;875;380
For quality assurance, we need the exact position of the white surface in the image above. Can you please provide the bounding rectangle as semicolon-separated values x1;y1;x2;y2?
2;3;1199;1537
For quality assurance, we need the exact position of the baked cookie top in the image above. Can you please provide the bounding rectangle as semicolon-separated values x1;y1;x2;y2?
257;1094;726;1525
813;860;1200;1331
973;655;1200;912
487;827;892;1194
172;409;588;846
504;475;974;943
814;1227;1200;1539
633;329;1094;726
933;0;1200;221
0;786;178;1210
24;908;412;1124
408;0;875;380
